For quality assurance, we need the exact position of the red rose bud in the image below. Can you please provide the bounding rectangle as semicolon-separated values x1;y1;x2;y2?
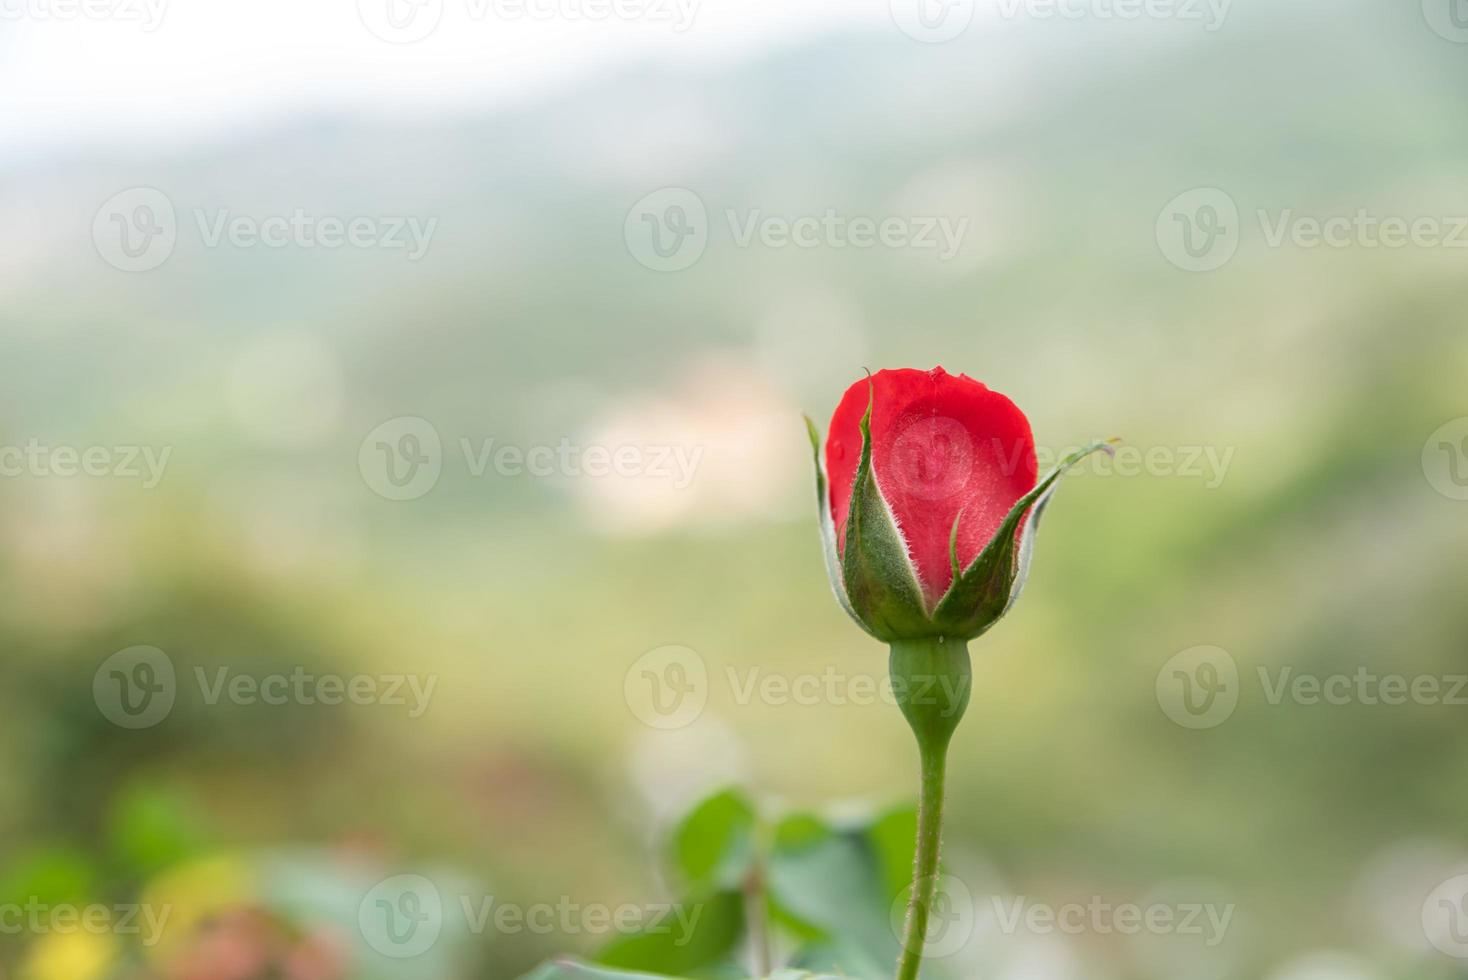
807;367;1113;642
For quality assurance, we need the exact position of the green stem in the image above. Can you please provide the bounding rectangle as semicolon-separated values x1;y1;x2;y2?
897;735;949;980
744;862;771;977
890;636;971;980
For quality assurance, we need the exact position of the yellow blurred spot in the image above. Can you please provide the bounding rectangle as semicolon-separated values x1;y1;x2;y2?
19;932;116;980
140;853;257;959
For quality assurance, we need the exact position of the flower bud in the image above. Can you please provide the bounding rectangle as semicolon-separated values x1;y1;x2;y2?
807;367;1112;642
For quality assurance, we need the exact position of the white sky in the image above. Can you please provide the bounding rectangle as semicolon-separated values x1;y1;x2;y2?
0;0;906;160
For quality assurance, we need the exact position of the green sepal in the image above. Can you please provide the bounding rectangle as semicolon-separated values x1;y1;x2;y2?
930;440;1115;639
804;415;869;636
835;386;932;641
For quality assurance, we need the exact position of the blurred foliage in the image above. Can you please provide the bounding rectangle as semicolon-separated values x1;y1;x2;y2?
522;787;916;979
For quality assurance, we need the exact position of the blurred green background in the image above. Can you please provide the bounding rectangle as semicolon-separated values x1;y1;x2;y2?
2;0;1468;977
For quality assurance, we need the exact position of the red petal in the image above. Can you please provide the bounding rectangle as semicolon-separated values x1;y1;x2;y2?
825;367;1037;605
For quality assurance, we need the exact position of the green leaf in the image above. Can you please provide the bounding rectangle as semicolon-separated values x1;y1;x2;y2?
517;965;846;980
518;960;689;980
837;385;932;640
932;439;1115;638
595;890;744;977
785;941;891;979
672;788;757;892
865;805;918;903
766;813;898;970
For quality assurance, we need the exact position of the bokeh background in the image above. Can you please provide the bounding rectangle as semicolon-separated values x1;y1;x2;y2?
3;0;1468;977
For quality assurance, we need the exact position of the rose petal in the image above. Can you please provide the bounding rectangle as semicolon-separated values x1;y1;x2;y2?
826;367;1037;604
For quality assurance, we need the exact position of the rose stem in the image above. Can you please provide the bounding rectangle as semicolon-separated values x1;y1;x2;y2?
744;856;771;977
890;635;971;980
